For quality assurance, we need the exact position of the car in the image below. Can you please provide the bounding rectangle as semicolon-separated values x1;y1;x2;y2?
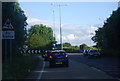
42;50;51;61
83;50;89;56
88;50;101;57
49;50;69;67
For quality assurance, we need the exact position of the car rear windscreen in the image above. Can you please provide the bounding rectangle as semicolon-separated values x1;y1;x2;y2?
52;52;66;56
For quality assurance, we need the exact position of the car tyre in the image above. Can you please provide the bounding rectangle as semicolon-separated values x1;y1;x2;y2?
66;62;69;67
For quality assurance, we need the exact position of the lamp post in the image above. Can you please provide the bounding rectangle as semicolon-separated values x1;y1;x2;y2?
51;3;68;50
52;10;56;39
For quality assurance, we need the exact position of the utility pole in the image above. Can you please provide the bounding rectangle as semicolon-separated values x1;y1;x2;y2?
51;3;68;50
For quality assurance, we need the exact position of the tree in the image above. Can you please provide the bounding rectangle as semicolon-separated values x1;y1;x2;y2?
27;24;55;50
2;2;27;59
92;7;120;56
63;42;71;47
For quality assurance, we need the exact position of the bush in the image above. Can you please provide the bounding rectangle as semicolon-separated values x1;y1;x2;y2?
101;49;120;57
2;55;39;79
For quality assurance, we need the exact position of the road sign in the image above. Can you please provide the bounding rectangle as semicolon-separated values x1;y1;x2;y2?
2;19;15;39
2;31;15;39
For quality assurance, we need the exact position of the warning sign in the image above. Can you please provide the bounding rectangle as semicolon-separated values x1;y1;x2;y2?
2;19;15;39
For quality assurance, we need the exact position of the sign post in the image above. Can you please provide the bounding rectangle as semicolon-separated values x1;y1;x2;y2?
2;19;15;64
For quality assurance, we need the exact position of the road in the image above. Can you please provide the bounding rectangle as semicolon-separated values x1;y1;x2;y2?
71;55;120;79
25;54;119;81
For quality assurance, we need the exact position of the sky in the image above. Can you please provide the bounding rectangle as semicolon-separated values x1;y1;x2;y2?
19;1;118;46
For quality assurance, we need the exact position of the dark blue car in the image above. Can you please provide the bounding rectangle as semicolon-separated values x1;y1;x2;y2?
49;50;69;67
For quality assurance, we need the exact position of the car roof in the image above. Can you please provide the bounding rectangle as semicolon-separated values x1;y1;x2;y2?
89;50;99;51
51;50;66;53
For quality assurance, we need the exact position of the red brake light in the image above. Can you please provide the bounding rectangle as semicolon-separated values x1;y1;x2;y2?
49;56;53;59
45;54;48;56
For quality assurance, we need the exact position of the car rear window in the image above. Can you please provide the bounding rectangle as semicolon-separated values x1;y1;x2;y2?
52;52;66;56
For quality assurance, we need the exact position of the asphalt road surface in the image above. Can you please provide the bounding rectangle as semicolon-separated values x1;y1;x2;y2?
25;54;120;81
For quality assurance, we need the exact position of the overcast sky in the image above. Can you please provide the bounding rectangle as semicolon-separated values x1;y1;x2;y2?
19;1;118;46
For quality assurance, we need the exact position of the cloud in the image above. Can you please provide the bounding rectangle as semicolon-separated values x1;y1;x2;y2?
26;17;98;46
23;10;34;18
27;18;52;26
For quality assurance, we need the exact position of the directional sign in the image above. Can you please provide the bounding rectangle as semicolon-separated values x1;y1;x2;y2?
2;19;15;39
28;50;31;54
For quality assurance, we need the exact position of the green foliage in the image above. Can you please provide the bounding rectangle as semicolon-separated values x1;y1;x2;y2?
63;42;79;53
92;8;120;57
2;2;27;58
2;56;39;79
63;42;71;47
81;44;90;50
27;24;55;50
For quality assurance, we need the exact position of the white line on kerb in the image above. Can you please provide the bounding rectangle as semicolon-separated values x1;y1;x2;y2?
36;57;45;81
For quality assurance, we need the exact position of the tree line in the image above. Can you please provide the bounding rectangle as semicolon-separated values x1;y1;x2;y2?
92;7;120;57
2;2;27;60
2;2;56;61
26;24;56;50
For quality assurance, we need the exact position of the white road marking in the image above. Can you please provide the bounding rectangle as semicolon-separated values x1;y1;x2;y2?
36;57;45;81
90;67;106;73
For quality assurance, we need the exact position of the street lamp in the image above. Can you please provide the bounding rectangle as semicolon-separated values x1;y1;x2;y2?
51;3;68;50
52;10;56;40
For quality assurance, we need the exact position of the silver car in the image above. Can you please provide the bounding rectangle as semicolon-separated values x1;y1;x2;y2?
88;50;101;57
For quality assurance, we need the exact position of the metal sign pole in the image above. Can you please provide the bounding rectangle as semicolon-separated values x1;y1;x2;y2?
2;18;15;64
10;40;12;64
5;40;7;64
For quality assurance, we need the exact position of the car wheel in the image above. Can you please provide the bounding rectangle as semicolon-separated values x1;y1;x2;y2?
66;62;69;67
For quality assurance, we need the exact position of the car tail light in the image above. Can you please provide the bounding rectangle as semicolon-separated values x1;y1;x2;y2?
45;54;48;56
49;56;53;59
65;55;68;58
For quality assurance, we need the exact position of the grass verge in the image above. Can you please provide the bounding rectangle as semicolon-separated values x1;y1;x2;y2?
2;55;40;80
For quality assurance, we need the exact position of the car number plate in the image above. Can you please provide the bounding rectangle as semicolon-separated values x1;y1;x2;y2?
56;62;62;64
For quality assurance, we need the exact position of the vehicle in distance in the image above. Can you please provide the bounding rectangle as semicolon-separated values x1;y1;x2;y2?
88;50;101;57
83;50;89;56
49;50;69;67
42;50;51;61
